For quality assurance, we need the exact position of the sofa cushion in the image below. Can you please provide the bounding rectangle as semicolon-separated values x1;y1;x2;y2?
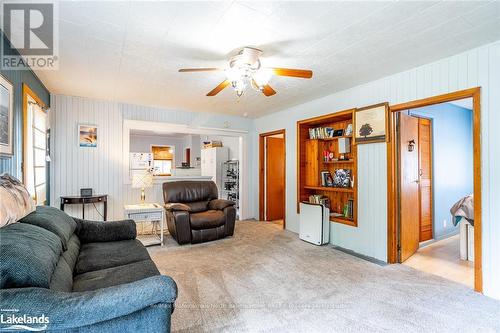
0;223;62;288
20;205;77;251
50;256;74;292
72;259;160;292
75;239;150;274
190;210;225;230
49;234;81;292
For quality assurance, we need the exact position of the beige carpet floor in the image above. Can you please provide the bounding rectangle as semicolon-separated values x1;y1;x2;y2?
148;221;500;333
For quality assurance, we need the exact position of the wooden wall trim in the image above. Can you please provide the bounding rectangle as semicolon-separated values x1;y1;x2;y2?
387;87;482;292
22;83;47;184
259;129;286;228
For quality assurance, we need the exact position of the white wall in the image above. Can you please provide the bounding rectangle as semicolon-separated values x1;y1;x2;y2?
183;134;201;166
50;96;255;222
201;135;240;160
253;40;500;298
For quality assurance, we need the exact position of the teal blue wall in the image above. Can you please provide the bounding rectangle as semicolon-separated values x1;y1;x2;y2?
411;103;473;240
0;31;51;179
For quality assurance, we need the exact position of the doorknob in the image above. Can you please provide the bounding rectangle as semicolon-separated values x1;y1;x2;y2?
413;180;420;184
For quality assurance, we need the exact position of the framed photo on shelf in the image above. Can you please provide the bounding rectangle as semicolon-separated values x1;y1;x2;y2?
0;74;14;156
320;170;333;187
333;169;352;188
79;125;98;148
353;102;389;144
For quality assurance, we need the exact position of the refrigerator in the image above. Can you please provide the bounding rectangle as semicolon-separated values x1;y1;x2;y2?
201;147;228;194
299;202;330;245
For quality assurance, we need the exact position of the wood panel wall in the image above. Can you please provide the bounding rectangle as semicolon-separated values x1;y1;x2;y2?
50;95;254;221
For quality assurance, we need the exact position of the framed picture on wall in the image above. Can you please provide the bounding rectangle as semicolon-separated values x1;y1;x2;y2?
353;102;389;144
79;125;98;148
0;74;14;156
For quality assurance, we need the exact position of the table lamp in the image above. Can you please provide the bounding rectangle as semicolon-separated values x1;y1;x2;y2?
132;170;153;204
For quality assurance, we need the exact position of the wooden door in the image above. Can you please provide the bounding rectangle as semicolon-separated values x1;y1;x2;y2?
266;137;285;221
399;113;420;262
418;118;433;242
185;148;191;166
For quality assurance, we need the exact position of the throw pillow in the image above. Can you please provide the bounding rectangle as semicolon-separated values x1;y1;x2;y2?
0;173;35;228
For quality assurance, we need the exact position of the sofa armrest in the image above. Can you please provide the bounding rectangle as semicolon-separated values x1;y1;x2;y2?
74;218;136;243
164;203;190;212
0;275;177;331
208;199;235;211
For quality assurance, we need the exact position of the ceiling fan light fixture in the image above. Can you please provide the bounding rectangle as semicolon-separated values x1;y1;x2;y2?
252;68;272;87
178;46;312;97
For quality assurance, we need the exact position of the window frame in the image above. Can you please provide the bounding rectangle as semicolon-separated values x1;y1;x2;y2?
22;83;48;205
150;144;174;177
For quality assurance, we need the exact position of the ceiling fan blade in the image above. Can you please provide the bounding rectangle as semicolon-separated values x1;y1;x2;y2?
261;84;276;97
271;68;313;79
178;68;222;72
207;80;230;96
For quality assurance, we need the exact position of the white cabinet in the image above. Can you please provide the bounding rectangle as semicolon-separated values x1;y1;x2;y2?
201;147;228;195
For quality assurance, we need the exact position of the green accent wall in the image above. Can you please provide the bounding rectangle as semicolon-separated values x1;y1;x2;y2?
0;31;51;179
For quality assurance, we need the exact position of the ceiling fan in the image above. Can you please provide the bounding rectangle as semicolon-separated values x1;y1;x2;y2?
178;47;313;97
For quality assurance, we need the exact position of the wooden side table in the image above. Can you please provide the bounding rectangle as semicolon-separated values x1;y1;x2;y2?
124;203;164;247
60;195;108;221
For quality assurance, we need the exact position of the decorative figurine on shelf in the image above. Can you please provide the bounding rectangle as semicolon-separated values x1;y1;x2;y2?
345;124;353;136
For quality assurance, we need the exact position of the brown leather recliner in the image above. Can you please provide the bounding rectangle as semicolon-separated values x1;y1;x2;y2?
163;181;236;245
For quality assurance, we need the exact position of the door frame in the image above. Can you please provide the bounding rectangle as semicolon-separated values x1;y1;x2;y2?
259;129;286;228
387;87;482;292
413;115;434;242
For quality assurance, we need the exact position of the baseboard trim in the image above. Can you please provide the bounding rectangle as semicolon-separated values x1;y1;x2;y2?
331;245;388;266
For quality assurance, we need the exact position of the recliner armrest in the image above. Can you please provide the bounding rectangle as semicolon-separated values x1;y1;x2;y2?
208;199;236;211
164;203;191;212
74;218;136;243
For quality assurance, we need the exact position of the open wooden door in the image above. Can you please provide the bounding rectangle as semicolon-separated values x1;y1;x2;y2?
265;137;285;221
399;113;420;262
418;118;433;242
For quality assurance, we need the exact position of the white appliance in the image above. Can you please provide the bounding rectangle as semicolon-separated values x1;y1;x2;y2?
130;153;153;177
299;202;330;245
201;147;228;194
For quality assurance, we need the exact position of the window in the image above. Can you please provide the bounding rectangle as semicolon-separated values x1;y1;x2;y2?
151;146;173;176
23;86;48;205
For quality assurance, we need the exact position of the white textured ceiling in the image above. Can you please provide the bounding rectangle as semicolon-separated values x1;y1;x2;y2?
35;1;500;118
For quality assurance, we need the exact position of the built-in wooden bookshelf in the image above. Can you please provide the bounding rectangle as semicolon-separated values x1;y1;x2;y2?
297;108;358;227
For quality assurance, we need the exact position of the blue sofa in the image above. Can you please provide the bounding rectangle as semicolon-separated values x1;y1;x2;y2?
0;206;177;332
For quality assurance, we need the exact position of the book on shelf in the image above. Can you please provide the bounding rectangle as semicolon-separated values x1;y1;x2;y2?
308;195;330;208
308;125;352;140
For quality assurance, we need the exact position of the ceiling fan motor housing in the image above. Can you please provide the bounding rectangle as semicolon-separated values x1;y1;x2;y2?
230;47;262;70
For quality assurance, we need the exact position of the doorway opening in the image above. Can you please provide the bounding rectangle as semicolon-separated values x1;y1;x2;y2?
388;88;481;291
259;129;286;228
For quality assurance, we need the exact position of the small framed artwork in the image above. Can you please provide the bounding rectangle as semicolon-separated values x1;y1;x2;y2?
0;74;14;156
353;102;389;144
332;129;344;137
79;125;97;148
